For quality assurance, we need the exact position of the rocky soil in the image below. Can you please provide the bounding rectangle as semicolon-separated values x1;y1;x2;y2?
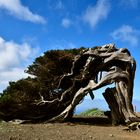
0;116;140;140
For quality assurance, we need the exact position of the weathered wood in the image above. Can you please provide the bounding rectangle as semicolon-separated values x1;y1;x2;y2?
35;44;139;123
103;88;124;124
11;44;139;124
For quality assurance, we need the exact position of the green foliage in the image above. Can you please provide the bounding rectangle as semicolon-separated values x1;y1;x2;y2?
26;48;85;100
0;47;86;120
79;108;104;117
1;77;40;102
0;77;41;121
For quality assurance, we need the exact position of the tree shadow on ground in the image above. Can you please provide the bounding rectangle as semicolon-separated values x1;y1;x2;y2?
69;116;112;126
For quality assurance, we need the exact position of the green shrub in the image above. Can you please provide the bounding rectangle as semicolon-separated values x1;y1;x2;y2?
79;108;104;117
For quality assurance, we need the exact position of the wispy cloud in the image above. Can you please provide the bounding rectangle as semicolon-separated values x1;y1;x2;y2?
111;25;140;46
0;36;39;92
47;0;64;10
55;0;64;10
120;0;139;8
83;0;111;28
0;0;46;24
61;18;71;28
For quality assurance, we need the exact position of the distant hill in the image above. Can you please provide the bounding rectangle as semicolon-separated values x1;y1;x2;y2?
75;98;109;114
75;98;140;114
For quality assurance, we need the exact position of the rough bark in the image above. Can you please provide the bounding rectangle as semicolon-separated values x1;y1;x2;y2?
103;88;126;124
32;44;139;124
2;44;139;124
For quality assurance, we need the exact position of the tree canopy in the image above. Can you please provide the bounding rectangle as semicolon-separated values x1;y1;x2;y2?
0;44;139;125
0;48;84;121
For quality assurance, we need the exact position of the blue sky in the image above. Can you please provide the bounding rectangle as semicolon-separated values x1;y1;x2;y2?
0;0;140;101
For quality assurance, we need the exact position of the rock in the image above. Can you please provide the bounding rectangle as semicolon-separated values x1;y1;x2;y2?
9;119;25;124
109;134;114;137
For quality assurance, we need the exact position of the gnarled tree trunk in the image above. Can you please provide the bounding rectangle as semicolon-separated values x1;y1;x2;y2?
2;44;138;125
31;44;140;124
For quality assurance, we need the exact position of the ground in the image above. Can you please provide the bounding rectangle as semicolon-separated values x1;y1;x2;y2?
0;116;140;140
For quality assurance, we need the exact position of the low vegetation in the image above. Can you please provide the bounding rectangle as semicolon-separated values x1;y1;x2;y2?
79;108;104;117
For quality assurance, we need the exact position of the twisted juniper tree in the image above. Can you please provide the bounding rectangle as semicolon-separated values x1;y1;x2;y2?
0;44;139;124
31;44;140;124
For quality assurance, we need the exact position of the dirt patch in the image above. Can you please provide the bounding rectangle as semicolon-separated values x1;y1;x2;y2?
0;117;140;140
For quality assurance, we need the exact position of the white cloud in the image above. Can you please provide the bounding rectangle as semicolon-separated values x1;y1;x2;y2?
0;36;39;92
0;68;30;92
111;25;140;46
120;0;139;8
83;0;110;28
0;0;46;24
61;18;71;28
0;37;39;70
